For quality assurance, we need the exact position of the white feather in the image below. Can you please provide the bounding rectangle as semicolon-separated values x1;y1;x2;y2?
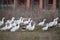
23;18;31;24
42;23;49;30
48;17;59;27
38;19;46;26
10;24;20;32
28;22;36;30
0;17;5;26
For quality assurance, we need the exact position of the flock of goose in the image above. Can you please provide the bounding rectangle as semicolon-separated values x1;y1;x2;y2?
0;17;60;32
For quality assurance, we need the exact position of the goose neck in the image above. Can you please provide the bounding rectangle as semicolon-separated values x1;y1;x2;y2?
43;20;46;22
33;23;35;27
2;18;5;21
28;18;31;21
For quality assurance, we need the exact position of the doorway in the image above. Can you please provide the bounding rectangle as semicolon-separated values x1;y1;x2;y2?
48;0;53;9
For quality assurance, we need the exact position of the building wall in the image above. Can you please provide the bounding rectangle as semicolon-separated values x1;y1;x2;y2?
0;0;60;22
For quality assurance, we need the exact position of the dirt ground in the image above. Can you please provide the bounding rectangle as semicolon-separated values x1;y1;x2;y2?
0;32;60;40
0;27;60;40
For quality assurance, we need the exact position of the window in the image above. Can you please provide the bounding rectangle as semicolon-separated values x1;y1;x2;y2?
2;0;14;4
48;0;53;4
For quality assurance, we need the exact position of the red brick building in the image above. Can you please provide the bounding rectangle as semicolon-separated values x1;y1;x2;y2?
0;0;60;22
1;0;59;9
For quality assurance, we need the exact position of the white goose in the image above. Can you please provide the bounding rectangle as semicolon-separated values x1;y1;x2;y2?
0;20;11;31
10;24;20;32
5;17;15;28
0;17;5;26
42;23;49;31
0;19;17;31
6;23;13;30
53;17;59;26
54;17;59;21
23;18;31;25
28;22;36;31
6;17;17;30
26;20;33;30
5;17;16;30
20;17;24;23
11;21;17;27
5;20;10;25
15;17;24;24
38;19;46;26
48;17;59;27
10;17;15;24
0;25;8;31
